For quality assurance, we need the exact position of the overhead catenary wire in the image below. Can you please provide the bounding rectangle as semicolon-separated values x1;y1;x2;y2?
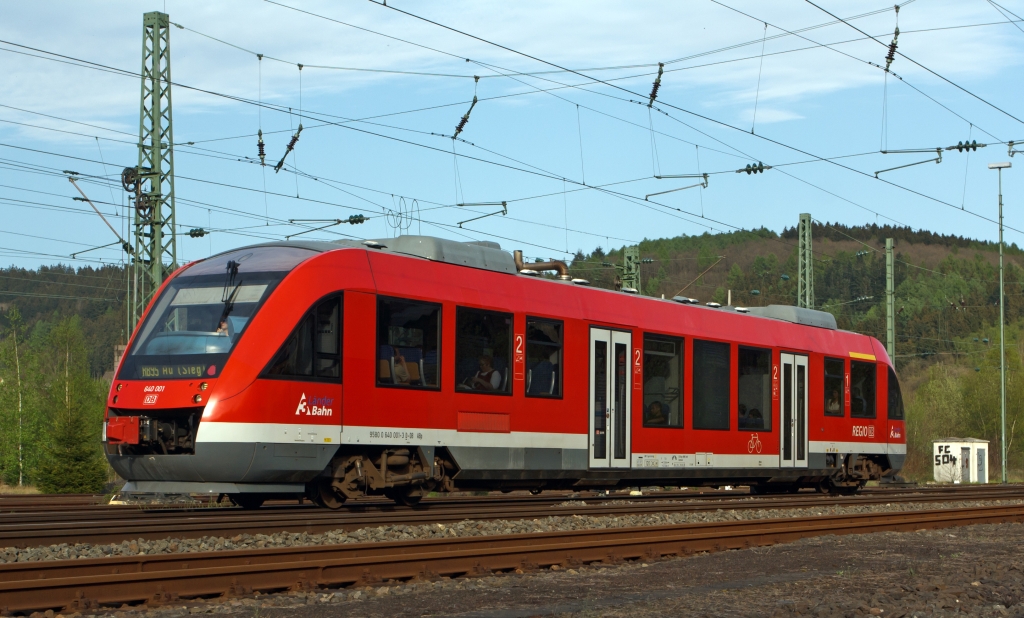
362;1;1021;235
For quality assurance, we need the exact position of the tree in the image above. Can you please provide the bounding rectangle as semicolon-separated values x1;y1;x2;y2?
34;317;107;494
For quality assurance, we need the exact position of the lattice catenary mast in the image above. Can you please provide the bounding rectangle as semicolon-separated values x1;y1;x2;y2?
125;11;177;326
797;213;814;309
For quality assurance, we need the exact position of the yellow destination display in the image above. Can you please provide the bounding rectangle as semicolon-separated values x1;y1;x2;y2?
140;365;207;378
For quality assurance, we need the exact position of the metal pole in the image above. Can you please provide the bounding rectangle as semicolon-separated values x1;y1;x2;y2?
886;238;895;365
999;166;1007;484
797;213;814;308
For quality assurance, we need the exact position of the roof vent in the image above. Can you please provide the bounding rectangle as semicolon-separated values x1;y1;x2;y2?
735;307;750;313
571;278;590;285
706;302;721;308
363;240;386;249
621;287;639;295
745;304;837;330
519;269;539;276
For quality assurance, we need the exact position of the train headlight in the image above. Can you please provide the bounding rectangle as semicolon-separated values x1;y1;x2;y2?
116;383;123;391
113;396;118;404
199;382;208;391
193;394;202;403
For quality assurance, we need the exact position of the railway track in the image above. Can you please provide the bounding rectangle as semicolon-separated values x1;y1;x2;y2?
2;484;1023;548
1;503;1022;614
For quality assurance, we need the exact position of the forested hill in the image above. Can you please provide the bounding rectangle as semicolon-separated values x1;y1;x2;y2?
567;222;1024;363
0;265;127;377
0;222;1022;378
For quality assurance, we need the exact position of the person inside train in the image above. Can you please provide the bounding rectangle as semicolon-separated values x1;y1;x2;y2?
393;351;412;385
851;386;867;415
748;408;763;429
645;400;667;425
464;355;501;390
738;403;750;428
215;320;228;335
827;389;841;413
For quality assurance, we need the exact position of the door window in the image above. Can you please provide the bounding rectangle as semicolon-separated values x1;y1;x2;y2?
593;339;607;460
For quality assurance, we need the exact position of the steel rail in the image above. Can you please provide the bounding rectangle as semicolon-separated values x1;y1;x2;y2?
3;486;1024;548
0;483;1008;515
0;504;1022;613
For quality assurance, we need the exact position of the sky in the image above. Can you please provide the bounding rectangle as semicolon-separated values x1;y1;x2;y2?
0;0;1022;270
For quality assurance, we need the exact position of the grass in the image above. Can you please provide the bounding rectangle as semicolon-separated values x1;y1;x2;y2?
0;483;39;495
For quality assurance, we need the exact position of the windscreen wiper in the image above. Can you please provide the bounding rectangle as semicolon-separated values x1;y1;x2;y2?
218;260;242;329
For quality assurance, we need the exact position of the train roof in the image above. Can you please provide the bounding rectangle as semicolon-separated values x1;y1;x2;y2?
204;236;850;336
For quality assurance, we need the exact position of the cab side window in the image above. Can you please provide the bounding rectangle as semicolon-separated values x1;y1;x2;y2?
376;296;440;389
266;295;341;381
526;318;562;398
824;357;845;417
850;361;876;418
887;367;905;420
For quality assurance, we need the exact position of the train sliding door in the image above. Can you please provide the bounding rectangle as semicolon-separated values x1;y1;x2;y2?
780;353;809;468
589;328;632;468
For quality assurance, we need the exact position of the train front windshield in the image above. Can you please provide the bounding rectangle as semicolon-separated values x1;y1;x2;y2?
118;246;317;380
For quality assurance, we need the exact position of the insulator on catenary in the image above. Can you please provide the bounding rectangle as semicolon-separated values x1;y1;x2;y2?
647;62;664;108
257;129;266;166
188;228;207;238
884;26;899;72
347;214;366;225
273;124;303;173
453;96;478;139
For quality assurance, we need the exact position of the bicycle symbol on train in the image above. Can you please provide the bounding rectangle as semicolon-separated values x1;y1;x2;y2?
747;433;762;454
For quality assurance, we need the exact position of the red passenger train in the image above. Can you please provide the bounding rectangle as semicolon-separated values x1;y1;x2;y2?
104;236;906;508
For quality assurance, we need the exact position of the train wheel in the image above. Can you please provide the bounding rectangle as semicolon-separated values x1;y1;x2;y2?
388;487;425;507
230;494;265;509
309;479;347;510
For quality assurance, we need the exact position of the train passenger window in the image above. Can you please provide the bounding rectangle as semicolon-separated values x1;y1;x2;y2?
526;318;562;398
643;334;683;427
887;367;905;420
737;347;771;431
376;296;440;389
455;307;512;395
266;295;341;381
850;361;876;418
824;357;845;417
693;340;730;430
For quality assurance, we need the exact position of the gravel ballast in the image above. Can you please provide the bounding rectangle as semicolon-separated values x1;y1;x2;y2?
2;498;1020;564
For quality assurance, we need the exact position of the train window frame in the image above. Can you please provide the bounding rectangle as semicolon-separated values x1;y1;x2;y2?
887;366;905;420
737;346;772;432
375;296;442;391
824;357;845;417
525;317;563;399
263;293;342;382
692;339;731;431
849;360;877;419
642;333;684;429
454;306;513;397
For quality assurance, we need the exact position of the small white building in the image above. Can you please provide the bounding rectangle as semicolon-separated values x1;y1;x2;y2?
933;438;989;484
